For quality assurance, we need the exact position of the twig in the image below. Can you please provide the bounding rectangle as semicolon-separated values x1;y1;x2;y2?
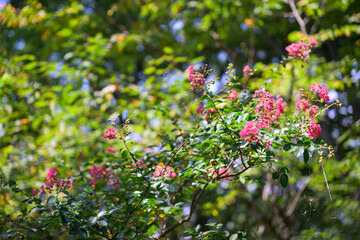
159;184;208;237
286;175;314;216
321;164;333;203
166;130;199;167
287;0;307;34
310;0;327;34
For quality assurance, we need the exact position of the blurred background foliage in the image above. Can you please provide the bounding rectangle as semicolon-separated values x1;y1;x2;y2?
0;0;359;239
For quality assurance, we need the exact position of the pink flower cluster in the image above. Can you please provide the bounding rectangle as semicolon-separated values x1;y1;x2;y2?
296;99;311;112
89;165;120;190
240;121;260;143
296;98;319;118
212;167;231;180
307;120;321;138
240;89;285;145
243;65;252;78
285;37;317;62
196;105;213;120
38;168;74;196
153;166;177;178
227;90;238;101
104;127;116;139
196;105;205;115
126;159;148;171
253;89;286;128
107;147;116;153
188;66;206;91
310;83;330;102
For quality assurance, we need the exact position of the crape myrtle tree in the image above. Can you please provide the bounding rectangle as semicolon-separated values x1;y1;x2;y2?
0;37;341;239
1;0;360;239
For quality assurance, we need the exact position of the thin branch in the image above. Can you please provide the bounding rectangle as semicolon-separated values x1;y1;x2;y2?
286;175;314;216
310;0;327;34
287;0;307;34
166;130;199;167
159;185;208;238
321;164;333;203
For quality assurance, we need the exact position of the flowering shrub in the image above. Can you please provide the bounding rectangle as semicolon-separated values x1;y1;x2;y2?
0;38;340;239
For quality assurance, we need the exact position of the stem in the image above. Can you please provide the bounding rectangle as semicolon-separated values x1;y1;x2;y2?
321;164;333;203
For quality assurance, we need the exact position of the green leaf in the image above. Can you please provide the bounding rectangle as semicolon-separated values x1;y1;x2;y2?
97;220;107;226
46;196;55;206
293;146;304;157
230;233;238;240
79;229;87;239
122;150;129;158
283;143;291;151
39;192;46;201
8;180;16;188
280;174;289;188
200;95;207;102
254;178;266;185
303;149;309;163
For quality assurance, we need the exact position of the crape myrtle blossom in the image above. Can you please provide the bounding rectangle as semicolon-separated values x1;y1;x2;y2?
309;105;319;118
212;167;231;180
104;127;116;139
243;65;251;78
107;147;116;153
227;90;238;101
296;99;311;112
307;120;321;138
188;66;206;91
89;165;120;190
126;159;148;171
285;37;317;63
240;121;260;143
196;105;205;115
309;36;317;47
310;83;330;102
295;98;320;119
253;89;286;128
153;165;177;178
240;90;286;144
38;168;75;196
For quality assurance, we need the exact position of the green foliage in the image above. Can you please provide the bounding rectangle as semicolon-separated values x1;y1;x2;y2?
1;0;360;239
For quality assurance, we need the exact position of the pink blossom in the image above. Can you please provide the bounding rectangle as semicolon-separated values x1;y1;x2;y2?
266;140;271;150
153;166;165;178
39;168;74;195
253;90;286;129
307;120;321;138
285;42;309;62
213;167;231;180
206;109;213;120
196;105;205;115
107;147;116;153
243;65;251;78
296;99;311;112
104;128;116;139
89;165;120;190
227;90;238;101
310;83;330;102
126;159;148;171
240;121;259;143
309;105;319;118
166;166;177;178
309;37;317;47
153;165;177;179
188;66;206;91
78;152;85;160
